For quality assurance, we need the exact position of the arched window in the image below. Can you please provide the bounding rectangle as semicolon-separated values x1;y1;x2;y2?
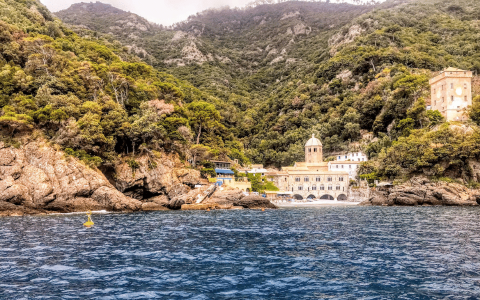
320;185;325;191
312;185;317;191
316;177;321;182
314;148;317;152
339;177;344;182
328;185;333;190
295;177;300;182
304;177;309;182
327;177;332;182
298;186;303;191
336;186;341;191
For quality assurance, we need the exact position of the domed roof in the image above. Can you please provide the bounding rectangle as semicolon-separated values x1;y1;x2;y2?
306;134;322;147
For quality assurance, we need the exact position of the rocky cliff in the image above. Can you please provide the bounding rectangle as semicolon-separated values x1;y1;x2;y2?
360;177;480;207
0;140;202;216
0;140;142;216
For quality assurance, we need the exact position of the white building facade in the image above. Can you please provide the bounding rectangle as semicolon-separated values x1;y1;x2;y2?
329;151;368;178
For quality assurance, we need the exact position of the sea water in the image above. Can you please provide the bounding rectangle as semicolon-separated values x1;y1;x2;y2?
1;207;480;299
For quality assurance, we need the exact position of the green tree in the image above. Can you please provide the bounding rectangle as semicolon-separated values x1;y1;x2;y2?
186;101;221;145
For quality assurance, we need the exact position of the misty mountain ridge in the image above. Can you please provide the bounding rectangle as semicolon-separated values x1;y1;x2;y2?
55;0;480;184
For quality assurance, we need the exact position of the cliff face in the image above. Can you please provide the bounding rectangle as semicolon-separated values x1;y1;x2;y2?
0;140;142;216
0;140;201;216
361;177;480;207
113;154;201;201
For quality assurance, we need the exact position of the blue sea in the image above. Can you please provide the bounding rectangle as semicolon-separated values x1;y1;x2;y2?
1;207;480;299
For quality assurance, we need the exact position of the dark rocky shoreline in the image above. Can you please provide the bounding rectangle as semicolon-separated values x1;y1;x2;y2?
360;177;480;206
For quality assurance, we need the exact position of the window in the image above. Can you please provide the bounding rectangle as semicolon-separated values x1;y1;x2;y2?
308;148;311;153
320;185;325;191
336;186;341;191
316;177;321;182
339;177;344;182
328;177;332;182
312;185;317;191
338;156;341;160
451;83;454;89
336;165;339;169
328;185;333;190
345;155;348;159
349;165;352;169
341;165;344;169
465;96;468;102
304;177;309;182
298;186;303;191
442;97;444;103
451;96;454;102
285;178;287;182
295;177;300;182
314;148;317;152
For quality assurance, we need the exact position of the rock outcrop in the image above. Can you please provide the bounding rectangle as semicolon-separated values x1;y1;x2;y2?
113;154;201;203
206;190;277;210
360;177;480;206
0;141;142;216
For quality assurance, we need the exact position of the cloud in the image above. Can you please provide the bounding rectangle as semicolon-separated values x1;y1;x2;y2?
40;0;253;26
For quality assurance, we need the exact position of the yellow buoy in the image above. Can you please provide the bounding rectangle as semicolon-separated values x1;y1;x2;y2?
83;211;94;227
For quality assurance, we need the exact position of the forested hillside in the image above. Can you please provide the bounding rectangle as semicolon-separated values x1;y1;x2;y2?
0;0;248;169
10;0;480;183
57;0;480;179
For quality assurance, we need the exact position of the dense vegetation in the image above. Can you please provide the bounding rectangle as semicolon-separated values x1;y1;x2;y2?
6;0;480;184
0;0;248;168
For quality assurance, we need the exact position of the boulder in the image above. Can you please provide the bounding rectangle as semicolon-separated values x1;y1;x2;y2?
233;196;277;209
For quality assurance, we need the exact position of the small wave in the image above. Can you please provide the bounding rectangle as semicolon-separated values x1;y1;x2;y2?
48;210;111;216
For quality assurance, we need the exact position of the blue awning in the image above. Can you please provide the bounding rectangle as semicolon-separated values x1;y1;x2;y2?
215;169;234;175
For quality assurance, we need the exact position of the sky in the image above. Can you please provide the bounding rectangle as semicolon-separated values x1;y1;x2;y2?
40;0;257;26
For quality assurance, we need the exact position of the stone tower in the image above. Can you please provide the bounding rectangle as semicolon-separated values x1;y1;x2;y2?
305;134;323;164
429;67;473;122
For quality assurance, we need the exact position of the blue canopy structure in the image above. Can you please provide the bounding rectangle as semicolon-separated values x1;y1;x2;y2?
215;169;234;175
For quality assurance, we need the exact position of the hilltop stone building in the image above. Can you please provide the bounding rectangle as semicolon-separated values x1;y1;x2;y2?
269;135;349;200
429;67;472;122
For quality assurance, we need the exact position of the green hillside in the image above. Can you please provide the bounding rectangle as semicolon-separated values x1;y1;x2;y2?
12;0;480;183
0;0;248;168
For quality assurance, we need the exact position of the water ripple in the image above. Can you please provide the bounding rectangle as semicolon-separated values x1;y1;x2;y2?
1;207;480;299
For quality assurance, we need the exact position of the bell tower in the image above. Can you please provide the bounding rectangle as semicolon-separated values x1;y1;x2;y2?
305;134;323;164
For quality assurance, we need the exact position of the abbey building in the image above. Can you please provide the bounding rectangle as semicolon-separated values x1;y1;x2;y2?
270;135;351;200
